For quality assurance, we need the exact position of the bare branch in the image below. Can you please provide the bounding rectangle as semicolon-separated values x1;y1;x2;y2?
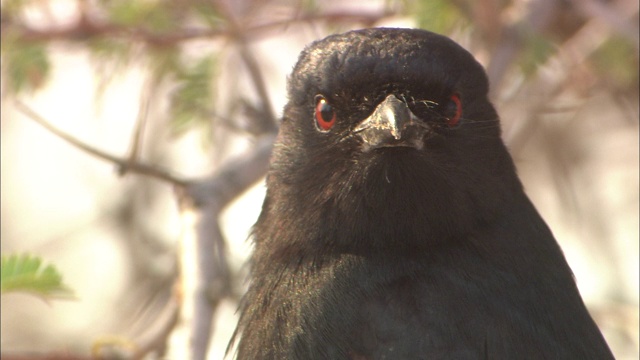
132;289;181;359
1;9;394;47
124;76;154;174
13;99;274;360
183;202;229;360
236;41;278;132
486;0;560;98
503;12;633;150
13;100;189;187
177;133;274;360
0;353;90;360
569;0;639;50
186;134;275;208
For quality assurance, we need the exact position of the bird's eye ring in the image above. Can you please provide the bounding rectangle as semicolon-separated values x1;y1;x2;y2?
446;94;462;128
314;95;336;131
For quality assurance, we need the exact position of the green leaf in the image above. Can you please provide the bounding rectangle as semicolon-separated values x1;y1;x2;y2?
519;30;555;77
1;253;74;301
192;3;224;27
1;40;51;94
169;55;217;134
107;1;175;32
88;38;133;67
591;35;639;90
410;0;466;34
2;0;30;15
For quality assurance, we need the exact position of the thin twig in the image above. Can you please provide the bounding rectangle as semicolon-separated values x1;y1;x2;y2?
163;3;279;358
237;40;278;131
0;353;90;360
486;0;559;98
503;12;632;150
132;287;181;359
2;10;393;46
175;133;274;360
124;75;154;175
13;100;189;187
568;0;639;49
185;134;275;208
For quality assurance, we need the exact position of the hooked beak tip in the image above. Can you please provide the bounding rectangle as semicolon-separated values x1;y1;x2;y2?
354;95;428;150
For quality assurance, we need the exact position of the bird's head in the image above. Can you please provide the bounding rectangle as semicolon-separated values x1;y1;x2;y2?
259;28;522;257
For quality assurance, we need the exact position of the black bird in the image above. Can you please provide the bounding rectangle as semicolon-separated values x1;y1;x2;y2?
229;28;614;359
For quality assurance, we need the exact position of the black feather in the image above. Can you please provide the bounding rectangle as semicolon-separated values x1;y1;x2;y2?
229;28;614;360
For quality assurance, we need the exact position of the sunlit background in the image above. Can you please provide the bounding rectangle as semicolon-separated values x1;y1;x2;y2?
1;0;638;359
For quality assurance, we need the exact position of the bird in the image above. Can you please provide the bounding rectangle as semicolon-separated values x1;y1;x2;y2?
228;28;615;359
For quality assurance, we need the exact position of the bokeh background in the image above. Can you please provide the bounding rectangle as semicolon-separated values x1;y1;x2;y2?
1;0;638;359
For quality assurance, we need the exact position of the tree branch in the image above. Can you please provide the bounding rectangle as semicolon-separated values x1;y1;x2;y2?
132;288;181;359
0;353;90;360
237;40;278;132
13;98;275;360
13;100;189;187
568;0;639;50
503;11;635;150
123;76;154;174
176;133;274;360
2;9;394;47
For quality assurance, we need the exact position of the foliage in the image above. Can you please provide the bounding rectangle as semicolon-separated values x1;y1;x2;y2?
410;0;467;34
1;253;74;301
1;40;51;93
1;0;636;130
519;29;555;77
170;55;218;134
591;35;639;90
106;1;176;32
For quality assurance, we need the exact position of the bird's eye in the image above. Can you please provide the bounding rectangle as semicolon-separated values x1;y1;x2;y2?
445;94;462;128
314;96;336;131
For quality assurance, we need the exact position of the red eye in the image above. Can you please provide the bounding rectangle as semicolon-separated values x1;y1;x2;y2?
315;96;336;131
446;94;462;128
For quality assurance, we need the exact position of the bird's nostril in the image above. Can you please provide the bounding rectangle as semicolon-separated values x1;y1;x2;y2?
354;94;428;150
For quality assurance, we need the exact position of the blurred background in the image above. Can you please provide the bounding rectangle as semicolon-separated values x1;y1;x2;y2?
1;0;638;359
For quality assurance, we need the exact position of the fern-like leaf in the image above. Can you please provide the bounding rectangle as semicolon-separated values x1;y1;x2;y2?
1;253;75;301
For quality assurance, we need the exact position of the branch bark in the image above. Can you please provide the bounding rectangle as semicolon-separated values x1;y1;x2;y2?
13;99;275;359
178;134;274;360
13;100;189;187
2;9;393;47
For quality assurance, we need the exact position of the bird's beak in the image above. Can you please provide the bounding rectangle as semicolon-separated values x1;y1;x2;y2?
354;95;428;150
